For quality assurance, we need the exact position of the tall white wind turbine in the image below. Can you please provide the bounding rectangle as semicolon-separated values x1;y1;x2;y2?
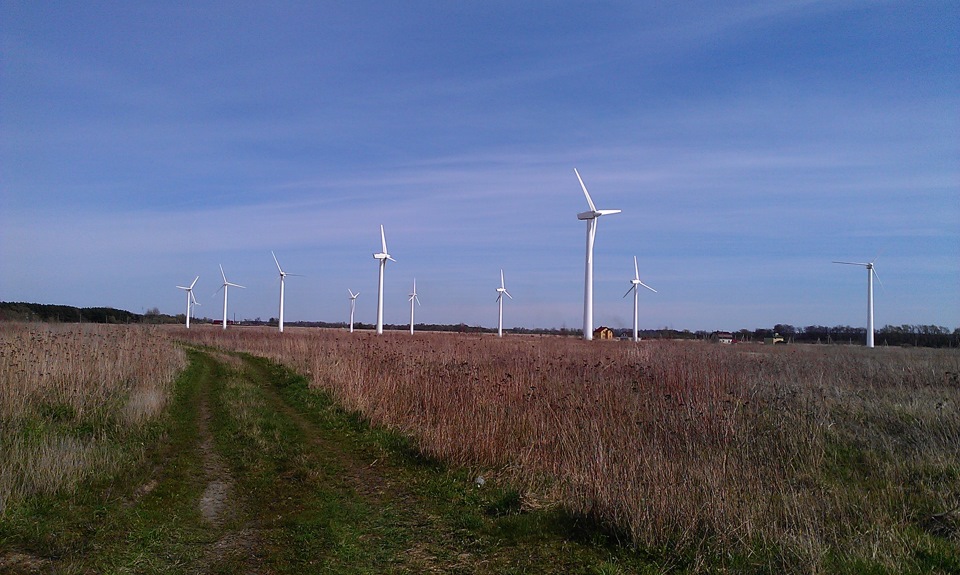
176;276;199;328
373;225;396;335
496;269;513;338
347;289;359;333
575;168;621;341
408;278;421;335
833;258;881;348
215;264;245;330
623;256;657;343
190;292;200;324
272;251;302;333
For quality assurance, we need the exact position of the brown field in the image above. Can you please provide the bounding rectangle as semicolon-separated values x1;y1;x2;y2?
174;325;960;569
0;323;186;516
3;321;957;570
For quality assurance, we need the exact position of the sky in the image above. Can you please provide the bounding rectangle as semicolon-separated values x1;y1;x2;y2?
1;1;958;333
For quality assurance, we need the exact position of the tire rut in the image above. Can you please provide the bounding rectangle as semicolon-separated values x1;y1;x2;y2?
194;351;264;574
196;376;233;525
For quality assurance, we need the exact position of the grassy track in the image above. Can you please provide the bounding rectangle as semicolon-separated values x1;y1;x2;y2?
1;348;661;574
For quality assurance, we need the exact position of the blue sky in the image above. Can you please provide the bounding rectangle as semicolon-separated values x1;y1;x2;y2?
2;1;957;332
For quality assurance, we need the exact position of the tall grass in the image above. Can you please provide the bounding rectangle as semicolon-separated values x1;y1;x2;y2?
0;323;186;515
179;326;960;570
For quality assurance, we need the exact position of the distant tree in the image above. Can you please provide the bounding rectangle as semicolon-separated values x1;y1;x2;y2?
773;324;796;337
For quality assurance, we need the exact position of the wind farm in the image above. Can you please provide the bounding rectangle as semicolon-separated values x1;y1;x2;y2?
3;3;956;572
158;172;908;343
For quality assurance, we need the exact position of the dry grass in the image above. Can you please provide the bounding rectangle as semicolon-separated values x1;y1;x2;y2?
177;325;960;570
0;323;186;515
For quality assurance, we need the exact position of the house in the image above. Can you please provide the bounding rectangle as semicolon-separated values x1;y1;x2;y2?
712;331;734;344
593;326;615;340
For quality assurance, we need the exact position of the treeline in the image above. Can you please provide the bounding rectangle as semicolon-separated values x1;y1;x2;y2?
2;301;957;347
0;302;180;325
734;324;960;348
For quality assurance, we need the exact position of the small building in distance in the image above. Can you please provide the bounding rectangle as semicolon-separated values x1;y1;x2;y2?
764;333;786;345
593;326;615;340
712;331;734;344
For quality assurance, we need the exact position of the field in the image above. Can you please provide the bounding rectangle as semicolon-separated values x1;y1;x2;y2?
0;323;185;516
176;327;960;571
2;322;959;573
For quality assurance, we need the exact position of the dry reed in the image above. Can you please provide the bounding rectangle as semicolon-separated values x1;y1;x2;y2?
0;323;186;515
177;326;960;570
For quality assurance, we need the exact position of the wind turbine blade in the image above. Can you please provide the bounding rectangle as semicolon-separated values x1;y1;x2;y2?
639;281;658;293
226;282;245;289
380;225;388;253
348;289;356;298
219;264;227;283
623;285;636;298
596;209;621;216
833;261;868;266
387;256;397;263
633;256;639;280
500;269;505;289
573;168;597;212
496;293;502;302
190;276;199;289
415;295;421;306
872;267;884;288
176;285;189;290
272;251;283;274
504;290;512;299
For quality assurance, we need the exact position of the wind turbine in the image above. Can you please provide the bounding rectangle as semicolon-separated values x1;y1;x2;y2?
496;269;512;338
373;225;396;335
833;257;881;348
190;293;200;324
408;279;421;335
272;251;302;333
176;276;199;328
347;289;359;333
215;264;244;330
575;168;621;341
623;256;657;342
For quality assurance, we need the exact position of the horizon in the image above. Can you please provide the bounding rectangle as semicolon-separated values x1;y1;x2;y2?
2;2;957;333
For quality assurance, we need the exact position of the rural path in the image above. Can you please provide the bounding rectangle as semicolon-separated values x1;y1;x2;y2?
5;348;647;574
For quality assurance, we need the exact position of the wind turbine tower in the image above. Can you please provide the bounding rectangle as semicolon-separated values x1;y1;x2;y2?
373;225;396;335
216;265;245;330
623;256;657;342
496;269;512;337
176;276;199;329
408;279;420;335
575;168;621;341
272;251;302;333
833;258;881;348
348;290;359;333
